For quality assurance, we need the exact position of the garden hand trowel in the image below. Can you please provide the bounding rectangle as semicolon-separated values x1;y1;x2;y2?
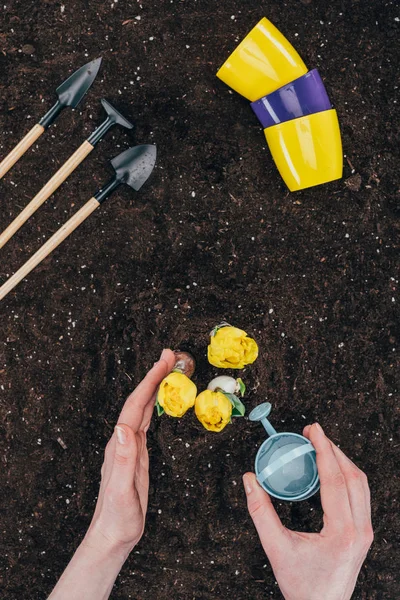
0;57;102;180
0;99;133;249
0;144;157;301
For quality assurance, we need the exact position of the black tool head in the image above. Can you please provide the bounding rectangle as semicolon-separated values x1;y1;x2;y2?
56;57;102;108
112;145;157;191
101;98;133;130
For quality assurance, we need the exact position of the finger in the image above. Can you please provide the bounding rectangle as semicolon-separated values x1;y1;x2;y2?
134;431;150;515
118;349;175;432
101;437;116;482
137;348;176;431
93;436;117;520
141;389;161;432
243;472;288;558
308;423;353;532
304;426;371;525
330;443;372;532
107;424;138;495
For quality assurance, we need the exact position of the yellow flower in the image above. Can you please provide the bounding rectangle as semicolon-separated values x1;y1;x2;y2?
195;390;232;432
208;325;258;369
157;372;197;417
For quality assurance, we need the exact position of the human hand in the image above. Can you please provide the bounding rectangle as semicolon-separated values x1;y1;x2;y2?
85;348;175;557
243;423;373;600
48;349;176;600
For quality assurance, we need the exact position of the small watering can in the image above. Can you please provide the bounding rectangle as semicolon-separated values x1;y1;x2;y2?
249;403;320;501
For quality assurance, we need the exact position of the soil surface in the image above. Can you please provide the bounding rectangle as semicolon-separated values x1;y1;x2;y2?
0;0;399;598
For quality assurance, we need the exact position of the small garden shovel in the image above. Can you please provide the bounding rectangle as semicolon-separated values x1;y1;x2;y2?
0;145;157;301
0;57;102;179
0;99;133;249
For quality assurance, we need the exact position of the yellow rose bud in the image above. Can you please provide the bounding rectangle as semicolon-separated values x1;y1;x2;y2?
208;325;258;369
157;372;197;418
195;390;232;432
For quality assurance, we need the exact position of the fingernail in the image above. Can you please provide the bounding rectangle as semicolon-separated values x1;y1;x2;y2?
159;348;169;361
243;474;253;495
314;423;324;435
115;426;127;445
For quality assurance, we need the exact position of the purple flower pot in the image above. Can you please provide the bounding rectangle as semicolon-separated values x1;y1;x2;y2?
251;69;332;129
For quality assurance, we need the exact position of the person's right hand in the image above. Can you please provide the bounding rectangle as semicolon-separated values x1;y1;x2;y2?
243;423;373;600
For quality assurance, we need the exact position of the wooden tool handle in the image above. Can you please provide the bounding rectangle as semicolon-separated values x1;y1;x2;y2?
0;140;94;249
0;123;45;180
0;197;100;301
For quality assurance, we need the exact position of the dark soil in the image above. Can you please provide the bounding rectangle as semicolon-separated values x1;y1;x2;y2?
0;1;399;598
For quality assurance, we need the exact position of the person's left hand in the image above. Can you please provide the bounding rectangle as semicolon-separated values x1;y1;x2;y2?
84;348;175;557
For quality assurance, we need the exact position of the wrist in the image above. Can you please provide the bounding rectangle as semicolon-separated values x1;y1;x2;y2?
83;526;133;566
48;529;133;600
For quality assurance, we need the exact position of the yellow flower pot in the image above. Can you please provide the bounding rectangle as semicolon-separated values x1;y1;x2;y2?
264;109;343;191
216;17;308;101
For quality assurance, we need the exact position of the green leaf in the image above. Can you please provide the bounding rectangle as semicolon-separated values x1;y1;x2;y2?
237;378;246;397
155;396;164;416
224;392;236;405
224;393;246;417
232;407;245;417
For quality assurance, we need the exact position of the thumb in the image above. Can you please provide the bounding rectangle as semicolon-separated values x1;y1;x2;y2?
109;424;138;495
243;472;288;557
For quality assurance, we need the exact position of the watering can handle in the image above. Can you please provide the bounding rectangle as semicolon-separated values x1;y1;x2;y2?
257;444;315;483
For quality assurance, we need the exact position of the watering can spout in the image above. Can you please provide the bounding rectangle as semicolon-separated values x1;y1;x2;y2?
262;418;277;437
249;402;277;436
